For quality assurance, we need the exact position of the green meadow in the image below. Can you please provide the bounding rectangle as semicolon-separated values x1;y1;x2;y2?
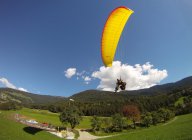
100;114;192;140
0;108;91;140
0;110;62;140
14;108;91;129
0;108;192;140
175;96;192;107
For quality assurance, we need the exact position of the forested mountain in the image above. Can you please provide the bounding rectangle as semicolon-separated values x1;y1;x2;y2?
1;76;192;105
0;76;192;115
57;76;191;116
70;76;192;102
0;88;66;105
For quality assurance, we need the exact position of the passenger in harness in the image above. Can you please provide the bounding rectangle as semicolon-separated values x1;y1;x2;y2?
115;78;126;92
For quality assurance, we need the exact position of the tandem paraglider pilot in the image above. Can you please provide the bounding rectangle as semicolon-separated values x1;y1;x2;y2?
115;78;126;92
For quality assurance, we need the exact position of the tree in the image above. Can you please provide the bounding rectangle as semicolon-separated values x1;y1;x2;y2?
101;117;112;133
151;111;161;125
141;112;152;127
122;105;141;129
158;108;175;123
91;116;101;132
183;97;191;105
111;114;124;132
48;105;58;113
59;106;82;129
0;101;22;110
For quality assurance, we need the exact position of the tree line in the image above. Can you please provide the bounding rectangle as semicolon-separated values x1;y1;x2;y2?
44;88;192;116
58;104;175;133
1;87;191;118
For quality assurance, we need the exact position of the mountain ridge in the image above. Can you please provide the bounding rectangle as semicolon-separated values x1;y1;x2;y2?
0;88;66;105
70;76;192;101
0;76;192;104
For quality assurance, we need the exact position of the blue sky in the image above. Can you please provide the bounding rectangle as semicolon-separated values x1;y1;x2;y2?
0;0;192;96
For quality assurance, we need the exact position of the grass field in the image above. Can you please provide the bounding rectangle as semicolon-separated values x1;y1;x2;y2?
175;96;192;107
175;97;185;106
0;108;91;140
0;110;62;140
100;114;192;140
14;108;92;129
1;108;192;140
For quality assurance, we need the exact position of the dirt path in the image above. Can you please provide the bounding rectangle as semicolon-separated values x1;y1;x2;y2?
77;130;100;140
77;129;115;140
77;117;178;140
163;117;177;126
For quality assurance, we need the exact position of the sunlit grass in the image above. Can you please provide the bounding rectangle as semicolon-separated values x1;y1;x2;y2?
100;114;192;140
0;110;63;140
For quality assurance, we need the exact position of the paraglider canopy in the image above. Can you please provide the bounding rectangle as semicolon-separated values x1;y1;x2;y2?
101;6;133;67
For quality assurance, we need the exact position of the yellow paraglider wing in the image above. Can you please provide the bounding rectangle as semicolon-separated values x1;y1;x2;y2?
101;6;133;67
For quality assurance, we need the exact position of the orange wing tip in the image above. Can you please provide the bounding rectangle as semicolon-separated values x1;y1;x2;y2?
116;6;134;13
127;8;134;13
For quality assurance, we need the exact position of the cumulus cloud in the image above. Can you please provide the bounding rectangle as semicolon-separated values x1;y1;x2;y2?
84;76;91;81
64;68;92;84
0;77;16;89
64;68;77;78
83;76;91;84
0;77;28;92
76;71;86;77
92;61;168;91
18;87;28;92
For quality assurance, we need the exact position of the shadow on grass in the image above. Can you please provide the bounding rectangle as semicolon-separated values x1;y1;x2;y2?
23;127;43;135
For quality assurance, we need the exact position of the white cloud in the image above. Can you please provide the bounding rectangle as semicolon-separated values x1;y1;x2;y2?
76;71;86;80
18;87;28;92
83;76;91;84
65;68;92;84
92;61;168;91
0;77;16;89
0;77;28;92
84;76;91;81
76;71;86;76
85;82;90;85
64;68;77;78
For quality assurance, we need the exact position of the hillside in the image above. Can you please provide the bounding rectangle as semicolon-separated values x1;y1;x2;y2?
70;76;192;102
0;109;62;140
0;108;192;140
1;76;192;105
100;113;192;140
0;88;66;105
0;76;192;111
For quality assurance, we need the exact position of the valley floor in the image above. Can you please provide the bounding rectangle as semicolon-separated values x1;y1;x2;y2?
0;108;192;140
100;114;192;140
